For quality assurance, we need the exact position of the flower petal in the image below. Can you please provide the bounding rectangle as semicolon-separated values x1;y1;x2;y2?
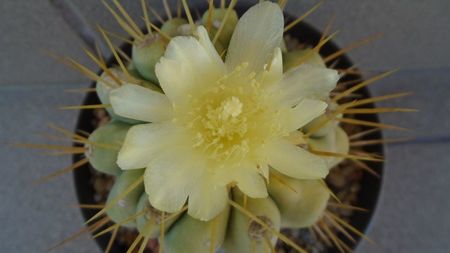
264;139;328;179
226;1;284;74
188;175;229;221
284;99;328;132
110;84;172;122
215;163;268;198
261;47;283;87
234;167;268;198
276;64;339;107
117;123;180;170
145;148;204;213
155;27;225;104
197;26;224;68
258;163;270;181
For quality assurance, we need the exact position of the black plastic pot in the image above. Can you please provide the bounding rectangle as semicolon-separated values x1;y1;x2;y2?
73;3;383;253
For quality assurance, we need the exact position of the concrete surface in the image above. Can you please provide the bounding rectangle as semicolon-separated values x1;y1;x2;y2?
0;0;449;252
0;84;97;252
357;69;450;253
0;1;96;86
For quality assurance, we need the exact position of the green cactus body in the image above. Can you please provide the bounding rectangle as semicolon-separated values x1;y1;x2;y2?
161;18;189;37
223;189;281;253
135;192;181;239
132;34;166;84
164;204;230;253
126;62;141;78
202;8;238;48
268;170;330;228
212;40;226;58
126;62;162;91
308;126;350;168
128;64;161;92
106;169;145;228
86;121;131;175
283;48;325;72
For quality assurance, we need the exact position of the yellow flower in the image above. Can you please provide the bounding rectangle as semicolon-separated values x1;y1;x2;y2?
110;2;339;221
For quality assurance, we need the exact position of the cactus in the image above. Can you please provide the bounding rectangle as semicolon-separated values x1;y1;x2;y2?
86;2;356;251
131;34;166;84
223;189;281;252
86;120;131;175
39;0;412;252
135;192;181;238
161;18;189;37
201;8;238;48
164;204;230;253
268;170;329;228
105;169;144;227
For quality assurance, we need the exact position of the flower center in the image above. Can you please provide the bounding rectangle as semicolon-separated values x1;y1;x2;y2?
177;64;287;165
222;96;243;118
190;94;251;163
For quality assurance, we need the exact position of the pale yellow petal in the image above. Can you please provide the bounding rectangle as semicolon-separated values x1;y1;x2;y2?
110;84;172;122
261;47;283;87
263;139;328;179
196;26;224;69
155;30;225;104
283;49;325;71
215;163;268;198
188;175;229;221
258;163;270;181
145;148;205;213
117;122;178;170
275;64;339;107
284;98;328;132
234;167;268;198
226;1;284;74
